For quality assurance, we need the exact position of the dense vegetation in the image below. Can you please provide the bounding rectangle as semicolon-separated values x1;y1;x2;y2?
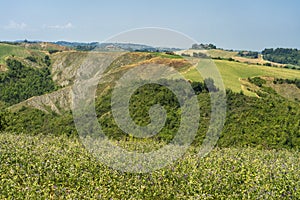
0;133;299;199
0;77;299;149
96;79;216;142
262;48;300;66
0;59;56;105
0;107;76;136
95;79;300;149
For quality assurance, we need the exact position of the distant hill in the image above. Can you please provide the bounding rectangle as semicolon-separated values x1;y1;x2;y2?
53;41;182;52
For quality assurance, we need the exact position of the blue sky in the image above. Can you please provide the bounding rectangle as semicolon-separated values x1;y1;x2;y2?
0;0;299;50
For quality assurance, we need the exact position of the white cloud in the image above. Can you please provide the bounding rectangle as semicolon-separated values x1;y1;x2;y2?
46;22;74;29
4;20;27;30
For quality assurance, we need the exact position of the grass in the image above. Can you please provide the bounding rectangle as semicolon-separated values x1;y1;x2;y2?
0;44;32;64
0;132;299;199
183;59;300;96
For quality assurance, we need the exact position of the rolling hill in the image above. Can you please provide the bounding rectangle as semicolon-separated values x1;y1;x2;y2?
0;43;298;149
183;59;300;96
0;41;300;199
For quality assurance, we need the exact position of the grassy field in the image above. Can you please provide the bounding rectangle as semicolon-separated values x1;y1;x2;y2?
183;59;300;96
0;44;31;64
0;133;299;199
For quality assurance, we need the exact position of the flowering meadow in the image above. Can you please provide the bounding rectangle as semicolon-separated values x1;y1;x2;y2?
0;133;299;199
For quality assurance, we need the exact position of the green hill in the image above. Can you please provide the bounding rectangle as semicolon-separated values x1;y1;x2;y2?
184;59;300;96
0;43;31;65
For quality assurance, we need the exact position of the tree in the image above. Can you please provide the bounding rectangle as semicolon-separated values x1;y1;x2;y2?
208;44;216;49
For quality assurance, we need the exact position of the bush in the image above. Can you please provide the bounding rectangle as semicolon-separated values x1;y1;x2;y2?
248;77;266;87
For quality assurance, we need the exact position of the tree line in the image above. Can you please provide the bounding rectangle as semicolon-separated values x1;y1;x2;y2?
262;48;300;66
